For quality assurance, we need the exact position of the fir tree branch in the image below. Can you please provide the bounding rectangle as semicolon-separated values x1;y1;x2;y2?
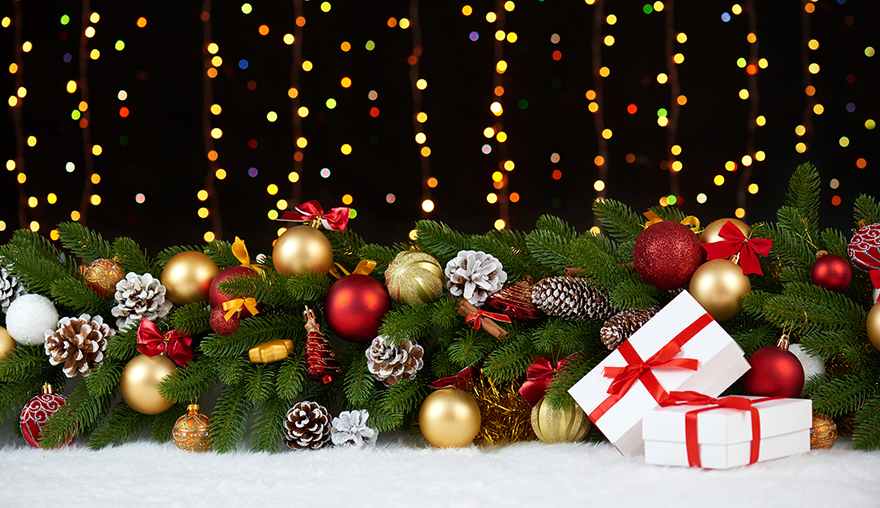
447;329;497;368
151;403;187;443
805;370;877;416
544;349;607;410
213;356;251;385
592;198;645;243
363;391;405;432
217;269;292;307
482;333;535;382
0;243;79;297
535;215;578;242
250;395;289;453
414;220;472;265
761;283;866;334
0;344;47;383
430;298;464;330
209;383;253;452
819;228;849;257
853;194;880;226
378;304;437;345
112;237;161;277
342;344;375;407
525;229;573;275
382;375;429;416
244;363;275;404
325;228;368;268
359;243;399;276
608;277;661;311
9;229;75;269
50;276;113;317
0;378;42;422
201;314;303;358
56;221;113;262
730;324;778;357
159;357;215;403
167;302;211;335
286;271;333;304
85;357;123;398
204;240;241;269
784;162;821;241
471;234;535;283
530;318;601;356
106;324;140;361
275;341;307;400
88;403;155;450
853;393;880;451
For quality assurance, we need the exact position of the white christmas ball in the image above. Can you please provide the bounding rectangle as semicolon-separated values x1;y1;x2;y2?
5;294;59;346
789;343;825;392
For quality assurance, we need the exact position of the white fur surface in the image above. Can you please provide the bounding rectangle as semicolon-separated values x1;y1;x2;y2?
2;428;879;508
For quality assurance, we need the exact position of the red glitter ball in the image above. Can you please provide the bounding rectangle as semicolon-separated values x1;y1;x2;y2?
633;221;705;290
210;306;240;336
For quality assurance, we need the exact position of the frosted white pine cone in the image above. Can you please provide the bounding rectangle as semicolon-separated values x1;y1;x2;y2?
331;409;378;447
444;250;507;306
0;266;27;314
111;272;173;329
365;335;424;386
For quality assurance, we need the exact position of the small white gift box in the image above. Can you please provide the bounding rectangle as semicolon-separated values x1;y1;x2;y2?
568;290;750;456
643;395;812;469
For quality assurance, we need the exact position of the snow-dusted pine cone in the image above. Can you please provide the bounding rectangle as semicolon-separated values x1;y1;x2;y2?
44;314;114;377
111;272;173;330
365;335;424;387
445;250;507;306
0;266;26;314
600;306;659;350
283;401;331;450
531;276;616;322
331;409;378;447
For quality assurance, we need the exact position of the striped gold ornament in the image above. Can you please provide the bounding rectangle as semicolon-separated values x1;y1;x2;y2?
384;249;444;306
530;396;590;444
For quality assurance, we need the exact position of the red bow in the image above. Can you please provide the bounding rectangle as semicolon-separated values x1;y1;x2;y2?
431;366;475;389
603;342;699;399
518;355;580;406
136;319;194;368
702;221;772;275
465;309;512;330
278;199;350;232
871;271;880;301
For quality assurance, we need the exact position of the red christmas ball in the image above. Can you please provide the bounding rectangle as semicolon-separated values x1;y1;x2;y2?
209;266;258;315
848;223;880;271
210;305;240;335
633;221;705;290
810;254;852;293
324;274;391;342
20;390;75;448
741;346;805;398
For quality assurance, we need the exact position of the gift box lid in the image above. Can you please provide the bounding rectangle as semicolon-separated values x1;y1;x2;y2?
642;397;813;446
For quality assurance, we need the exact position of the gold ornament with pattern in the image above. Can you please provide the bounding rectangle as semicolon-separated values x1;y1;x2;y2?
384;249;444;306
172;403;211;452
810;414;838;449
531;396;590;444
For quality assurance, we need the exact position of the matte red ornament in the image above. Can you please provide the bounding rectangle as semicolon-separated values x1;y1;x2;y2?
210;305;240;335
324;274;391;342
810;254;852;293
633;221;705;290
20;384;75;448
209;266;258;315
741;336;805;398
848;223;880;271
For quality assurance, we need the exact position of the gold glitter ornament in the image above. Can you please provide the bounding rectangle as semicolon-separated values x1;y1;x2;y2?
384;249;444;306
810;414;837;450
531;396;590;444
172;403;211;452
471;372;535;444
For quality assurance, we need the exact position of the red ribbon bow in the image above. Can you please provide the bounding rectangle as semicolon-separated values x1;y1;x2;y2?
136;318;194;368
662;391;782;468
278;199;350;232
702;221;772;275
871;271;880;301
518;355;580;406
430;366;475;389
465;309;512;330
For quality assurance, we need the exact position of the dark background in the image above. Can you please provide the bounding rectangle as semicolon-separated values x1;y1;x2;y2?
1;0;877;256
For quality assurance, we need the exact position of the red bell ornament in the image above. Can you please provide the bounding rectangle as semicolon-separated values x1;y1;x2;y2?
810;253;852;293
741;334;805;398
324;261;391;342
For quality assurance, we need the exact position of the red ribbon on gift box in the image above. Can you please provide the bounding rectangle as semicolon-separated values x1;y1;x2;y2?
136;318;194;368
663;391;782;468
278;199;350;232
702;221;772;275
588;312;714;422
518;354;581;406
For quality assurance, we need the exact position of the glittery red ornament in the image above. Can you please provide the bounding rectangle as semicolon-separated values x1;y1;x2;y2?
85;258;125;297
741;338;805;398
209;266;258;316
324;274;391;342
20;384;75;448
210;305;240;335
810;254;852;293
848;223;880;271
633;221;705;290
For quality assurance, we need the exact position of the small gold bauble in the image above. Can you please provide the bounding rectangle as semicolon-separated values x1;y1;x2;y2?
688;259;751;321
0;325;15;360
699;218;751;244
867;302;880;352
530;397;590;444
84;258;126;297
272;225;334;276
161;251;219;305
172;403;212;452
385;249;444;306
419;387;481;448
120;354;177;414
810;414;838;450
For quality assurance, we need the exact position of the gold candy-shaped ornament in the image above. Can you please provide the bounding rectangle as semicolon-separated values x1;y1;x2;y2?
248;339;295;363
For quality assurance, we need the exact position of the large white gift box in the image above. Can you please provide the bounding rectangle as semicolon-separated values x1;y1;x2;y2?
568;290;750;456
643;395;812;469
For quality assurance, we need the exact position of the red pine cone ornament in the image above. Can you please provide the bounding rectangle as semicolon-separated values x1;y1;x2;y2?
304;306;342;384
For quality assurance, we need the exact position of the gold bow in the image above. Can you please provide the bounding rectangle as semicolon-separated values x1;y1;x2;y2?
643;211;701;234
329;259;377;279
222;298;260;321
232;237;266;271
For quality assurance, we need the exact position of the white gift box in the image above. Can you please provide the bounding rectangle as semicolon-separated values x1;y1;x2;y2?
643;396;812;469
568;290;750;456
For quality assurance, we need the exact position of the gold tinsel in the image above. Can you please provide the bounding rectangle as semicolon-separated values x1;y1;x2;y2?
468;370;535;444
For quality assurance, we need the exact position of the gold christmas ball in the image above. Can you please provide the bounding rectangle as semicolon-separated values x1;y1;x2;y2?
120;354;176;414
272;225;334;276
688;259;751;321
810;414;838;450
700;218;751;244
0;325;15;360
172;403;211;452
419;387;481;448
530;397;590;444
161;251;219;305
385;249;444;306
867;302;880;352
85;258;126;297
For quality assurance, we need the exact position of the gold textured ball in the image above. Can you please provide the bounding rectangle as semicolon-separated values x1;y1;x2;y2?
172;403;211;452
700;218;751;244
0;325;15;360
531;397;590;444
867;302;880;352
272;225;334;276
85;258;126;297
385;250;444;306
161;251;219;305
419;387;481;448
688;259;751;321
810;414;838;449
120;354;177;415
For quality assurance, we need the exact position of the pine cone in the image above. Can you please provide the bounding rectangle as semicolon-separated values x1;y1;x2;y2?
600;306;660;350
365;335;424;387
0;266;26;314
445;250;507;306
283;401;331;450
331;409;378;447
44;314;114;377
531;276;616;322
111;272;173;330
